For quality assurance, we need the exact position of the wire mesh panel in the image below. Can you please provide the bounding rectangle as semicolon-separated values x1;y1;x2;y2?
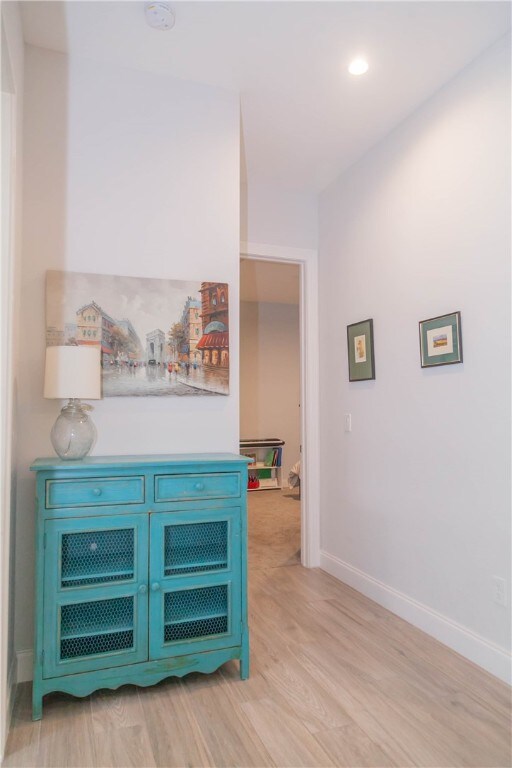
60;596;134;660
164;585;228;643
164;521;228;576
61;528;135;588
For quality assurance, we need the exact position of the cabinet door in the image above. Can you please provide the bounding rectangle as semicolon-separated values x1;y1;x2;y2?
149;510;241;660
43;515;149;678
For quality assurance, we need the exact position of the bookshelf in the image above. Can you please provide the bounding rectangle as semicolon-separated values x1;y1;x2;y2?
240;438;285;492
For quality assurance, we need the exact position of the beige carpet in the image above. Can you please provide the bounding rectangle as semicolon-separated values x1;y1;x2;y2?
247;487;301;570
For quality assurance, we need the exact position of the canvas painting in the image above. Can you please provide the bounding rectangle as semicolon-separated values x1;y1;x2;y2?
46;270;229;396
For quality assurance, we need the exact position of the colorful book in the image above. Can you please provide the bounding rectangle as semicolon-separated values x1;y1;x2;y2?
264;450;274;467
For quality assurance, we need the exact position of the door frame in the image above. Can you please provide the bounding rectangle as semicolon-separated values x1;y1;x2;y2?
1;16;17;756
240;241;320;568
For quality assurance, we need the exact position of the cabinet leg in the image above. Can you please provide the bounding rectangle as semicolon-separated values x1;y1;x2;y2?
240;654;249;680
240;634;250;680
32;685;42;721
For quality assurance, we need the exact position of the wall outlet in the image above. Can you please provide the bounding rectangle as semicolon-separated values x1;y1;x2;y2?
344;414;352;433
492;576;507;607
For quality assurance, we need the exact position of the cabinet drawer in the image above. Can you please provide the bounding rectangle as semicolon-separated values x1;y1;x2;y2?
154;473;240;502
46;476;145;509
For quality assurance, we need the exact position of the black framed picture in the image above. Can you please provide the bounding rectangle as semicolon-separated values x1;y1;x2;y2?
347;319;375;381
419;311;463;368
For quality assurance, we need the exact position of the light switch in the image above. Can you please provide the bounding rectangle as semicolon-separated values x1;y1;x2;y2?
344;414;352;432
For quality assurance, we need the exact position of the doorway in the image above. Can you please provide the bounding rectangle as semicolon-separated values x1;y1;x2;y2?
240;243;320;569
240;258;302;570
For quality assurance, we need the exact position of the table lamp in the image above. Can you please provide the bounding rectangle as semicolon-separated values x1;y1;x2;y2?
44;345;101;460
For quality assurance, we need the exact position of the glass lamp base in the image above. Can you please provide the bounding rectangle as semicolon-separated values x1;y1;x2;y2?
51;399;97;460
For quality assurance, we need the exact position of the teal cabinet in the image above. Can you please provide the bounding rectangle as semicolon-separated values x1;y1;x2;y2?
31;454;250;720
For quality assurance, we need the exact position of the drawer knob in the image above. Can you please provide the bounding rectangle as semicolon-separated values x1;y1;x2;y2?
194;482;205;491
151;582;161;592
92;488;102;497
138;584;147;595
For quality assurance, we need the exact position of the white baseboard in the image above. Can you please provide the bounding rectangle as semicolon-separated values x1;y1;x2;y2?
320;551;512;685
7;654;16;712
1;654;17;759
16;650;32;684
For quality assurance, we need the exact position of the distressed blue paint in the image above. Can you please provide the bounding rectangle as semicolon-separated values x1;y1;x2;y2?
31;454;251;471
148;508;241;660
43;514;149;679
38;647;242;700
46;476;145;509
31;453;250;720
154;472;241;503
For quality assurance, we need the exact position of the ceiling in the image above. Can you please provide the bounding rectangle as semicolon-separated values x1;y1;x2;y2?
21;1;510;194
240;260;299;305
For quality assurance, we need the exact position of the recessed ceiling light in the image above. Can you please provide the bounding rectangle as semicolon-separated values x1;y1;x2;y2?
348;58;369;76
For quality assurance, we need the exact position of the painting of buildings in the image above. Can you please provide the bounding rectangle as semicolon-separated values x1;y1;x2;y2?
197;283;229;389
45;270;229;396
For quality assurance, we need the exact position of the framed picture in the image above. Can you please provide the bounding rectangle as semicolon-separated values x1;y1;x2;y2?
46;270;230;396
242;451;257;467
347;319;375;381
419;311;462;368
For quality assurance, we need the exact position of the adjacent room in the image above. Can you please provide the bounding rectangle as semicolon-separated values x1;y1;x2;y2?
240;258;302;570
1;1;510;766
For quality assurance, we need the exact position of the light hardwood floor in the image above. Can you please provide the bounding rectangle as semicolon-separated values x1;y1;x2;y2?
4;490;511;767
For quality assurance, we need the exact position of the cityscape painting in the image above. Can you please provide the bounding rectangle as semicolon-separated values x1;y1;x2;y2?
46;270;229;396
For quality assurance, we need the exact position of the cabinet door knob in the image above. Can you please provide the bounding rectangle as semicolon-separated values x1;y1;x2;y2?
138;584;148;595
194;482;205;491
92;488;102;497
151;582;161;592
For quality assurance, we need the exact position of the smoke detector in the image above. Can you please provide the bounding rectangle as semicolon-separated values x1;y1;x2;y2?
144;2;175;30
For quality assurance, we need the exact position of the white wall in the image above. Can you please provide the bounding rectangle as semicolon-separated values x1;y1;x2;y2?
240;300;301;472
241;181;317;250
16;46;240;668
318;36;511;681
0;0;23;753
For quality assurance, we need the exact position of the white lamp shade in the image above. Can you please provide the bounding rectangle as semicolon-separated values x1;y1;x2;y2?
44;345;101;400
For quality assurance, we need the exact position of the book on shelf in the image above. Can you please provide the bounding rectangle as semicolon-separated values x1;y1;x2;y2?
264;450;274;467
263;448;283;467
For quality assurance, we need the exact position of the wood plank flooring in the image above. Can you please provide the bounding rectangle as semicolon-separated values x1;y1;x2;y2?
4;490;511;767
